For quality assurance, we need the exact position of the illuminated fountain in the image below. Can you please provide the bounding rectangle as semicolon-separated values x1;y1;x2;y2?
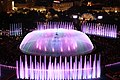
37;22;75;30
16;54;101;79
9;23;22;36
81;23;117;38
17;22;101;79
19;29;94;56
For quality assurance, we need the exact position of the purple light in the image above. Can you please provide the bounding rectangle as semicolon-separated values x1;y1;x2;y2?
68;46;70;51
60;47;63;52
44;46;47;51
105;62;120;67
17;54;101;79
16;61;19;79
52;47;55;52
37;22;75;30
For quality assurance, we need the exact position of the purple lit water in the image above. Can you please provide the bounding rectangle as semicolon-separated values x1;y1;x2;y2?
37;22;75;30
81;23;117;38
16;54;101;79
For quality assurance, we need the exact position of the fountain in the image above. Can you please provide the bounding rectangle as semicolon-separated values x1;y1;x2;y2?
81;23;117;38
9;23;22;36
17;22;101;79
19;28;94;56
16;54;101;79
37;22;75;30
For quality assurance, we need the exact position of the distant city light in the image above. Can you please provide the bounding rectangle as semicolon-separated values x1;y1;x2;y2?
115;10;118;13
97;16;103;19
54;0;60;3
87;2;92;6
73;15;78;19
12;1;15;10
79;17;83;20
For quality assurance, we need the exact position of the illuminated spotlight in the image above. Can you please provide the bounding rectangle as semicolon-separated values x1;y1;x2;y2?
115;10;118;13
97;16;103;19
79;17;83;20
54;0;60;3
19;29;94;56
12;1;15;10
73;15;78;19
